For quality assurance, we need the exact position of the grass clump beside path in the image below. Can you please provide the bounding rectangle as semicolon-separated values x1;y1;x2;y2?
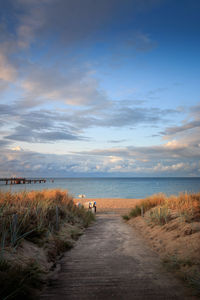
124;192;200;296
124;192;200;224
0;189;95;299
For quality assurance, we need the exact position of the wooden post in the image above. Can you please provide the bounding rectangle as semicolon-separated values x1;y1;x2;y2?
55;206;59;231
141;206;144;217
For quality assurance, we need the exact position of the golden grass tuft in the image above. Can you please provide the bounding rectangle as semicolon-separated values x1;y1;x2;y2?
0;189;94;249
126;192;200;222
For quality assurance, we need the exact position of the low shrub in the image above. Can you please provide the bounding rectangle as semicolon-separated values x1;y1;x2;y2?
122;215;130;221
129;205;142;218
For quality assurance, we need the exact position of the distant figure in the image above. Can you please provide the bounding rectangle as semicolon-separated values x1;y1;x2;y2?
78;194;86;198
89;202;93;210
93;201;97;213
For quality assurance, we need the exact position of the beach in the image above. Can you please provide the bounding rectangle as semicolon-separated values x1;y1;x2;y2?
75;197;142;214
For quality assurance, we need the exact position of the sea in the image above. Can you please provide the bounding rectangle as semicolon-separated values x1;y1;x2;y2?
0;177;200;199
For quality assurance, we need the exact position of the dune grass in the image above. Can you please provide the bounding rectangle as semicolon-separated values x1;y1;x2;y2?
0;189;95;299
124;192;200;224
0;189;94;250
124;192;200;295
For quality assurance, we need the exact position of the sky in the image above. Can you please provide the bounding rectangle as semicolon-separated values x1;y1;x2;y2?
0;0;200;177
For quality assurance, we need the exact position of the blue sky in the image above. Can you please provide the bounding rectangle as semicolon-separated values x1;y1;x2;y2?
0;0;200;177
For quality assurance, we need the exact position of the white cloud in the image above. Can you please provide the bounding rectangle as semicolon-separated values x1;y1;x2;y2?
153;162;188;172
163;140;187;150
11;146;23;151
108;156;123;163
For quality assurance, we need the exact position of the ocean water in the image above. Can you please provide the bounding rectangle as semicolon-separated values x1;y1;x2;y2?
0;177;200;199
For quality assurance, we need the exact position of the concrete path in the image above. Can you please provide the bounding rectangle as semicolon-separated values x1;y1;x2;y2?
40;213;196;300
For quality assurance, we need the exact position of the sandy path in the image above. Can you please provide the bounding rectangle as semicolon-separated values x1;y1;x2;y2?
40;213;196;300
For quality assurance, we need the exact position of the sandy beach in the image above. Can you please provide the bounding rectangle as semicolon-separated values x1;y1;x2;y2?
74;198;142;214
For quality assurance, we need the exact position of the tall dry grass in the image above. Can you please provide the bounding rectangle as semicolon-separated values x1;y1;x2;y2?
125;192;200;223
0;189;94;249
0;189;95;299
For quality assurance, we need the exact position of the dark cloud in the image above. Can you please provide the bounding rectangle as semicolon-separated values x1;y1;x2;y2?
0;104;16;115
99;107;177;127
38;131;86;142
5;126;84;143
63;105;179;129
20;111;57;130
0;139;11;147
162;120;200;135
0;100;179;144
74;142;200;161
161;103;200;136
0;105;85;143
107;139;126;144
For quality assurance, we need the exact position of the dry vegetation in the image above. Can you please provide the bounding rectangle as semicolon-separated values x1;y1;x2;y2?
0;189;95;299
124;193;200;296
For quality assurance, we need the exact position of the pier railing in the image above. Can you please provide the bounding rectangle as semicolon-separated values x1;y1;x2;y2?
0;178;47;185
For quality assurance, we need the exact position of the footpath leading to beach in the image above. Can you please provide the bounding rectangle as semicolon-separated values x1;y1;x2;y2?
40;212;196;300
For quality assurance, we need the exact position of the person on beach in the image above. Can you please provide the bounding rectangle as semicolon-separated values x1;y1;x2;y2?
93;201;97;213
89;202;92;210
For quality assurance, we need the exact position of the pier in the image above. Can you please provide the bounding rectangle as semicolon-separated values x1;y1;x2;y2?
0;178;47;185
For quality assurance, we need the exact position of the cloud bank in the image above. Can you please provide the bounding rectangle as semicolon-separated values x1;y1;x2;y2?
0;0;199;177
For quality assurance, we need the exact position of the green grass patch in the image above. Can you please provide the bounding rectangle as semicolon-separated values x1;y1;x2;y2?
148;207;172;225
129;205;142;218
122;215;130;221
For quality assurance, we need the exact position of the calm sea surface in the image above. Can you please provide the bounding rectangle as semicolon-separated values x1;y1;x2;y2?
0;177;200;199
